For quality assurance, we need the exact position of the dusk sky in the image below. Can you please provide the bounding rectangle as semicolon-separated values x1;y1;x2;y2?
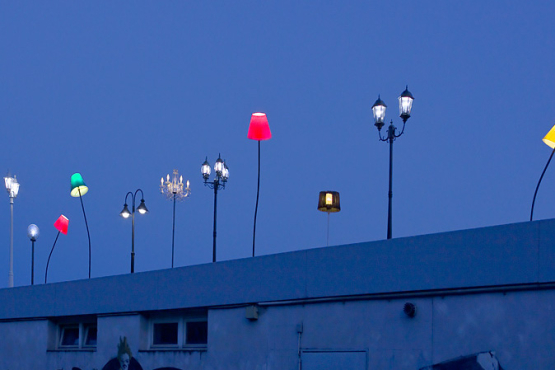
1;2;554;286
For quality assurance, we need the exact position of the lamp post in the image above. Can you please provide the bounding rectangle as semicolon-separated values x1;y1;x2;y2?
530;124;555;221
160;170;191;268
4;173;19;287
247;112;272;257
70;173;92;279
201;155;229;262
372;86;415;240
317;191;341;246
45;215;69;284
27;224;39;285
120;189;148;273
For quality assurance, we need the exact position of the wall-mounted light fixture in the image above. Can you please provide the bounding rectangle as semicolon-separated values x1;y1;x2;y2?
317;191;341;246
403;302;417;318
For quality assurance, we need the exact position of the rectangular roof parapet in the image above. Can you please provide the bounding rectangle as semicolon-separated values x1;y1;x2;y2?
1;219;554;320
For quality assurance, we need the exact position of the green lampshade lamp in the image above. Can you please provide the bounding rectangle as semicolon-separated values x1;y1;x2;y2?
70;172;92;278
70;173;89;197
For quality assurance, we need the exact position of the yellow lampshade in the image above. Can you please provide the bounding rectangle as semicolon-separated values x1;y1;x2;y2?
543;124;555;149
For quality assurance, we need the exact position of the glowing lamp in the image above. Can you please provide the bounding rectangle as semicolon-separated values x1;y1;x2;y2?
543;124;555;149
318;191;341;213
222;161;229;182
372;96;387;130
398;86;414;122
27;224;40;241
248;113;272;141
70;173;88;197
54;215;69;235
120;204;131;218
214;155;224;176
201;157;211;180
137;199;148;214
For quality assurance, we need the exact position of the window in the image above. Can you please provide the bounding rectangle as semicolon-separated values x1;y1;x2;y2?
57;321;97;350
149;313;207;349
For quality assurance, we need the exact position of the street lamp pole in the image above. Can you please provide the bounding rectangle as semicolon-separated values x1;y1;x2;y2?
4;173;19;288
160;170;191;268
372;86;414;240
27;224;39;285
120;189;148;273
201;155;229;262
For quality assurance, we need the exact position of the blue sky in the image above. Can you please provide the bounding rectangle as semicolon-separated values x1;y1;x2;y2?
0;1;554;285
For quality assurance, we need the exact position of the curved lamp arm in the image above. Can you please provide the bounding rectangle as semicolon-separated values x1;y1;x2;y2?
530;147;555;221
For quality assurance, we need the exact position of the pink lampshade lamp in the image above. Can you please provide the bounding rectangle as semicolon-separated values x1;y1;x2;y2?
248;112;272;258
45;215;69;283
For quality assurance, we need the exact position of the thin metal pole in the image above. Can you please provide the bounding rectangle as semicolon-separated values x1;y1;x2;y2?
8;198;13;287
531;147;555;221
253;140;261;257
387;125;394;240
131;210;135;273
31;240;34;285
172;194;176;268
327;212;330;247
213;185;218;262
78;188;91;278
45;231;61;284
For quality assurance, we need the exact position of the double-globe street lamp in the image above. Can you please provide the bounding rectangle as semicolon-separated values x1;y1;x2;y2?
372;86;414;240
4;173;19;287
201;155;229;262
120;190;148;273
160;170;191;268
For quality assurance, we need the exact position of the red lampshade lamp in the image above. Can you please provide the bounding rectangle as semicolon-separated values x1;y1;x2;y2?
45;215;69;283
248;113;272;141
248;112;272;258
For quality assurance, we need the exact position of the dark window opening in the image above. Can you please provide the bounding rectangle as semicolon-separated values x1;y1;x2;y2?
153;322;178;345
60;326;80;347
186;321;208;345
84;325;97;346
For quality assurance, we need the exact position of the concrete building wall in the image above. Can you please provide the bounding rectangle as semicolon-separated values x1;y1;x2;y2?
0;288;554;369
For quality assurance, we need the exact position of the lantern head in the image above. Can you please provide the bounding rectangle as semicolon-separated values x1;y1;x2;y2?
372;96;387;130
398;86;414;123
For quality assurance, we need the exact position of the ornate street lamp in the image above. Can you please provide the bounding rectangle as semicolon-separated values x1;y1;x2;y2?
27;224;39;285
530;124;555;220
120;189;148;273
317;191;341;246
372;86;415;239
45;215;69;284
4;173;19;287
160;170;191;268
247;112;272;257
70;173;92;279
202;155;229;262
